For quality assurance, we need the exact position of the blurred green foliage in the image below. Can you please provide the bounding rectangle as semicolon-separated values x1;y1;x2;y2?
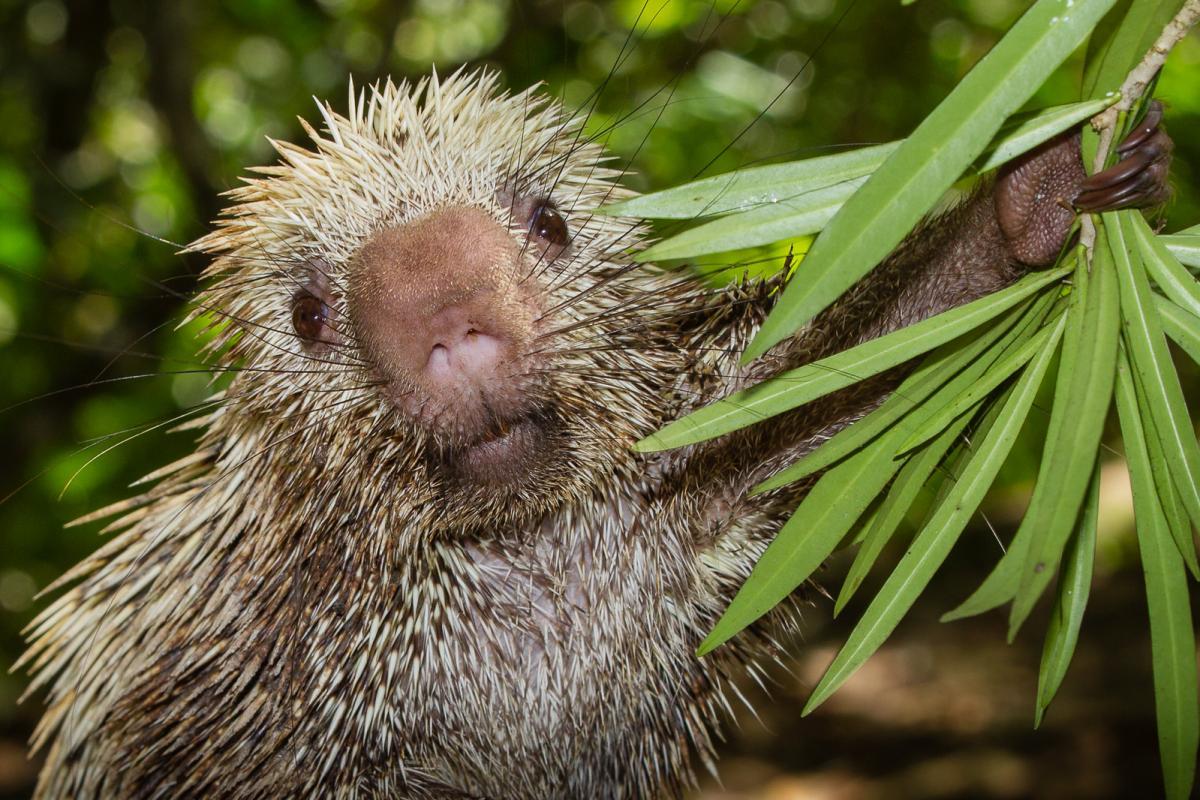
0;0;1197;796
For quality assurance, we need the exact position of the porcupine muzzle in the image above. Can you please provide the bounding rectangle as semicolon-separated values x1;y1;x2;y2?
347;205;546;483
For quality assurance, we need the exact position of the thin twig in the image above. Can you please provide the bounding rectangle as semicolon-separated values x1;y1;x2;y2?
1079;0;1200;251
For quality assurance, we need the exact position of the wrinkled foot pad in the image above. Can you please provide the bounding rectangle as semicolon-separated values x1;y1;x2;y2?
1075;101;1173;213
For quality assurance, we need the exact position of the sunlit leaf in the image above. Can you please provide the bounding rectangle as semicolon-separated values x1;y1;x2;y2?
1008;235;1119;637
636;179;867;261
1161;226;1200;270
696;421;913;655
1034;466;1098;728
803;332;1059;712
1112;211;1200;540
1116;354;1200;800
743;0;1118;362
636;267;1068;452
601;143;896;220
834;416;972;616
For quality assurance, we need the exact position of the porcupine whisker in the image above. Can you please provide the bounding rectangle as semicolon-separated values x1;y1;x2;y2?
0;365;363;420
198;237;368;355
67;376;385;486
513;4;732;288
166;283;369;369
0;396;226;512
505;0;656;200
60;387;384;726
518;0;843;294
515;0;730;211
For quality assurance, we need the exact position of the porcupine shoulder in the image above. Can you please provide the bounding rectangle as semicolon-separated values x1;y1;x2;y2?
17;73;1172;799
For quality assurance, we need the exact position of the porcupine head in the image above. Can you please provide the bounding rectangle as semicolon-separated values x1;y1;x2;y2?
20;69;782;799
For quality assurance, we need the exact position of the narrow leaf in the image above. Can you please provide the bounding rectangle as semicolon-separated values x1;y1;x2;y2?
1156;295;1200;364
1008;232;1120;637
1116;355;1199;800
976;97;1119;172
835;415;973;615
636;266;1068;452
803;337;1058;713
1131;214;1200;318
1034;465;1099;728
899;314;1065;454
1161;227;1200;271
637;179;866;261
1111;211;1200;539
1129;347;1200;578
696;422;912;655
754;293;1048;493
601;143;897;220
943;251;1112;624
743;0;1117;361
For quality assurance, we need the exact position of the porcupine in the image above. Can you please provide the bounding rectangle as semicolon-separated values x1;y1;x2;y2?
16;71;1172;799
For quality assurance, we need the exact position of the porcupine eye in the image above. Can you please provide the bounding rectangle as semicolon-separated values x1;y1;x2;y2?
528;201;569;261
292;292;329;346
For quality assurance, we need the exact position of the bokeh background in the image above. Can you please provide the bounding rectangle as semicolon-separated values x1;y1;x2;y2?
1;1;1198;797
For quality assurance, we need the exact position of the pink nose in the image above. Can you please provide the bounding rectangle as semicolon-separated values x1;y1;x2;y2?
424;306;506;386
348;205;534;412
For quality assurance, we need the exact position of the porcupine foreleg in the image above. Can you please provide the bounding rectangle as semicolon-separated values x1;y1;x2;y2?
675;106;1172;550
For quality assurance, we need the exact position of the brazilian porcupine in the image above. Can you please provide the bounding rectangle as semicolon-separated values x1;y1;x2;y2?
16;69;1171;798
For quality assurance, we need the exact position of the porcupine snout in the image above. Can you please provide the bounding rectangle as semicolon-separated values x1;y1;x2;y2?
348;204;540;445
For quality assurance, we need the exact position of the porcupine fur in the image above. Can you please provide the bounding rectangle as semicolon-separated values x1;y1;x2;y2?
16;69;1101;799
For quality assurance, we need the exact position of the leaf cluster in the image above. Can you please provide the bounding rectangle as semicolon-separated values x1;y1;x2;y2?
608;1;1200;795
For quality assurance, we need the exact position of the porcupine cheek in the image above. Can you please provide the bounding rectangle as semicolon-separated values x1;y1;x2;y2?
347;205;543;473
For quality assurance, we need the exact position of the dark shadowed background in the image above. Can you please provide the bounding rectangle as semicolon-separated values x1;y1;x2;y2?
1;1;1198;797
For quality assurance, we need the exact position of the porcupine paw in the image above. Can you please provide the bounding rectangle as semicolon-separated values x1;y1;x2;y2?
1074;101;1173;213
995;100;1173;267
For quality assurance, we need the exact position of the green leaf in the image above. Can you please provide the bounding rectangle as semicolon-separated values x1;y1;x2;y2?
753;294;1049;493
1008;232;1120;637
803;333;1059;713
835;415;973;616
899;313;1066;454
1131;215;1200;318
1129;351;1200;579
1161;227;1200;271
636;266;1068;452
637;179;867;261
1082;0;1185;100
1156;295;1200;364
622;99;1117;260
1111;211;1200;541
1115;355;1200;800
600;143;897;220
742;0;1118;362
943;250;1115;624
696;420;912;655
830;293;1059;612
1034;465;1098;728
975;97;1119;173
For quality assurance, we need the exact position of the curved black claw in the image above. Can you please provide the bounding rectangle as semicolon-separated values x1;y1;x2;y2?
1074;101;1172;213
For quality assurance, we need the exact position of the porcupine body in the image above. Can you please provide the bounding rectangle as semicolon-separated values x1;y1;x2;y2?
17;71;1171;798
